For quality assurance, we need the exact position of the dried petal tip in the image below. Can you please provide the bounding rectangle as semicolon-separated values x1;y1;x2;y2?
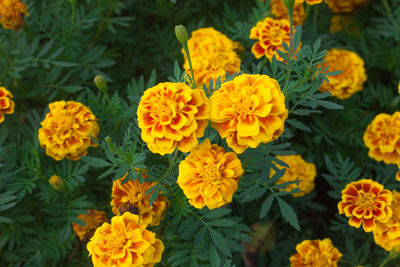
175;25;188;44
49;175;65;191
93;75;107;94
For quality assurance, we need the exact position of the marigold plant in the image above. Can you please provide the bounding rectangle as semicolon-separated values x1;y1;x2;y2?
337;179;392;232
0;86;14;124
137;82;210;155
324;0;368;13
72;210;107;242
210;73;288;154
38;101;100;161
0;0;29;30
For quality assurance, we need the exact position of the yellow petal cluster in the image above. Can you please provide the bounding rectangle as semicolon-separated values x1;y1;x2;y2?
271;155;317;197
111;172;169;226
0;0;29;30
137;82;210;155
373;190;400;253
72;210;108;242
289;238;343;267
210;74;288;154
318;49;367;99
324;0;368;13
363;112;400;164
38;101;100;161
182;27;241;88
177;139;244;210
0;86;14;124
48;175;65;191
329;15;358;34
297;0;323;5
269;0;305;26
87;212;164;267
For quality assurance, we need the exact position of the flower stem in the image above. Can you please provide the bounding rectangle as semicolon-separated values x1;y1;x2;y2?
182;42;197;89
69;0;76;31
378;255;392;267
285;4;294;83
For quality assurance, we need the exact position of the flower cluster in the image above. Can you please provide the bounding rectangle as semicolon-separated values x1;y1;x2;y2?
0;0;29;30
137;82;210;155
210;74;288;154
87;212;164;267
177;139;244;210
318;49;367;99
111;172;169;226
338;179;392;232
0;86;15;124
269;0;305;26
324;0;368;13
72;210;108;242
363;112;400;164
38;101;100;161
289;238;343;267
271;155;317;197
182;27;241;88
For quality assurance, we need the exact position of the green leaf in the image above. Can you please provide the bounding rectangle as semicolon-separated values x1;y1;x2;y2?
202;208;231;219
0;216;12;223
277;197;300;231
210;245;220;267
260;195;274;218
208;218;237;227
286;119;311;132
81;156;112;168
209;229;231;257
314;100;344;110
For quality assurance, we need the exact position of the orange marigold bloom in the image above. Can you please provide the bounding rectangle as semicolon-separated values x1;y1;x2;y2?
87;212;164;267
137;82;210;155
111;172;169;226
271;155;317;197
338;179;392;232
38;101;100;161
72;210;108;242
270;0;305;26
48;175;65;191
0;0;29;30
290;238;343;267
363;112;400;164
182;27;241;88
297;0;323;5
324;0;368;13
177;139;244;210
0;86;14;124
210;74;288;154
318;49;367;99
329;15;358;34
373;191;400;253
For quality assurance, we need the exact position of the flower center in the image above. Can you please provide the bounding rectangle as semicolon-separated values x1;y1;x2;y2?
234;98;251;116
59;113;75;133
355;192;375;208
156;99;176;124
202;162;220;183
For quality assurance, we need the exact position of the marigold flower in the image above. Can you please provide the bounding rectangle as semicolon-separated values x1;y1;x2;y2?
373;191;400;253
137;82;210;155
297;0;322;5
48;175;65;191
0;86;14;124
269;0;305;26
289;238;343;267
87;212;164;267
72;210;108;242
177;139;244;210
210;74;288;154
338;179;392;232
318;49;367;99
182;27;241;88
363;112;400;164
38;101;100;161
329;15;358;34
0;0;29;30
324;0;368;13
271;155;317;197
111;172;169;226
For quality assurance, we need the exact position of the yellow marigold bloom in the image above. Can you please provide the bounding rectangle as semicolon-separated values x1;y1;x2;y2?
250;17;296;61
137;82;210;155
0;86;14;124
48;175;65;191
111;172;169;226
87;212;164;267
329;15;358;35
297;0;323;5
290;238;343;267
38;101;100;161
210;74;288;154
0;0;29;30
182;27;241;88
338;179;392;232
271;155;317;197
363;112;400;164
318;49;367;99
270;0;305;26
177;139;244;210
324;0;368;13
72;210;108;242
373;191;400;253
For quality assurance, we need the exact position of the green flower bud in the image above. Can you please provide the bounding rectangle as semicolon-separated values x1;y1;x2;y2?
94;75;107;94
175;25;188;44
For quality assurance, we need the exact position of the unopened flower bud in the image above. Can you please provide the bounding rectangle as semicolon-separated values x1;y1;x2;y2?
104;136;112;143
49;175;65;191
175;25;188;44
94;75;107;94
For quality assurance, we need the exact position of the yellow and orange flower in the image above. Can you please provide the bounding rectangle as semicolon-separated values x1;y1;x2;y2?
271;155;317;197
318;49;367;99
48;175;65;191
290;238;343;267
297;0;323;5
363;112;400;164
111;172;169;226
38;101;100;161
137;82;210;155
183;27;241;88
0;0;29;30
72;210;108;242
329;15;358;35
210;74;288;154
373;190;400;253
87;212;164;267
338;179;392;232
177;139;244;210
270;0;305;26
0;86;14;124
324;0;368;13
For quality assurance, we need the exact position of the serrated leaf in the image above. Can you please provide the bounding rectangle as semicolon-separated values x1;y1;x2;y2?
314;100;344;110
210;245;220;267
81;156;112;168
277;197;300;231
260;195;274;218
209;229;231;257
202;208;231;219
286;119;311;132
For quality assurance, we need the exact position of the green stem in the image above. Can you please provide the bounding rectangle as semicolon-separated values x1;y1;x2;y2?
182;43;197;89
379;255;392;267
285;9;294;83
69;0;76;31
